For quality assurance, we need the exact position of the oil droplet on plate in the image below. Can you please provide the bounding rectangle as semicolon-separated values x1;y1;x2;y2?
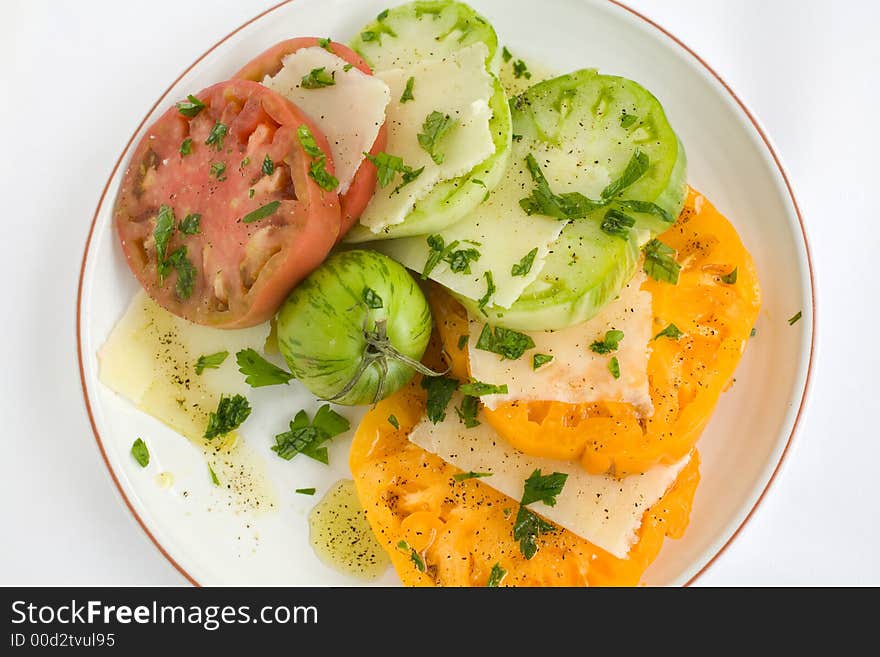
155;471;174;489
308;479;390;580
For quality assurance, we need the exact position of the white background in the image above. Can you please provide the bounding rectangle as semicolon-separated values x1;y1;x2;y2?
1;0;876;586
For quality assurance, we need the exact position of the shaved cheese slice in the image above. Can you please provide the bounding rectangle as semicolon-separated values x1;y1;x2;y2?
261;46;390;195
99;291;270;440
358;43;495;231
409;397;691;558
372;154;565;308
469;272;654;414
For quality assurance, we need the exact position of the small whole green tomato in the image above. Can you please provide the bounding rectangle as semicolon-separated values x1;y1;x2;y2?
277;250;438;405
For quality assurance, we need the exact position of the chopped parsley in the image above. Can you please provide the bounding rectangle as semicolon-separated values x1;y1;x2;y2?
609;356;621;379
421;376;459;424
297;124;339;191
471;178;486;187
179;138;192;156
295;488;316;496
387;415;399;430
400;76;415;103
750;327;757;337
601;150;649;200
417;111;456;164
654;324;683;340
475;324;535;360
195;351;229;374
343;63;353;72
396;540;426;573
512;469;570;559
487;563;507;587
617;199;674;223
511;248;538;277
365;151;423;193
179;213;201;235
455;395;481;428
513;507;554;560
360;30;378;42
209;161;226;180
262;154;275;176
459;380;508;396
240;156;251;168
209;464;220;486
421;234;480;277
590;329;624;354
643;239;681;284
176;94;205;118
205;121;228;151
362;287;383;309
788;311;802;326
512;59;531;79
502;46;512;62
204;394;251;440
300;66;336;89
457;334;469;350
721;267;738;284
165;246;197;300
153;204;175;273
522;469;568;506
519;154;603;220
131;438;150;468
453;471;493;482
532;353;553;370
317;37;333;51
241;200;281;224
600;208;636;239
235;348;293;387
477;271;495;314
271;405;350;463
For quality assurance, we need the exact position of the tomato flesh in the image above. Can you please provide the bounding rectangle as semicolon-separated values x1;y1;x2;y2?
235;37;386;238
115;79;341;328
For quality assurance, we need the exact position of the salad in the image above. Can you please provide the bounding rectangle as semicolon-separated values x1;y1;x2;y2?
99;0;761;586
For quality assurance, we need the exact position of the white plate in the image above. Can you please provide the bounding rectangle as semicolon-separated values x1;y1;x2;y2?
77;0;815;586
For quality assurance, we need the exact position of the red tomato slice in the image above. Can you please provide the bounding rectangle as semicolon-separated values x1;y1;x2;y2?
114;79;341;328
235;37;386;239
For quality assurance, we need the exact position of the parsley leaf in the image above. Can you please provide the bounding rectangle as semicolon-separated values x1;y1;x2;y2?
241;200;281;224
421;376;459;424
788;311;802;326
487;563;507;587
205;121;227;151
601;150;649;200
519;154;603;220
417;111;456;164
512;59;531;79
396;540;426;572
343;63;353;72
521;469;568;506
176;94;205;118
209;464;220;486
446;247;481;274
204;394;251;440
459;381;508;396
420;234;480;277
454;471;493;481
131;438;149;468
195;351;229;374
400;76;415;103
165;246;196;300
362;287;383;309
364;151;423;193
477;271;495;314
262;154;275;176
317;37;333;51
179;213;201;235
457;334;469;350
300;67;336;89
513;506;554;560
387;415;399;430
456;395;481;428
179;138;192;156
511;248;538;277
297;124;339;191
721;267;738;284
271;405;350;463
750;327;757;337
600;208;636;239
153;205;175;272
475;324;535;360
590;329;624;354
235;348;293;387
296;487;316;495
654;324;683;340
532;353;553;370
210;161;226;180
609;356;621;379
643;239;681;284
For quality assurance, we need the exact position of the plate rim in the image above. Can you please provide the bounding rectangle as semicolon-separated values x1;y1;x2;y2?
75;0;816;587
